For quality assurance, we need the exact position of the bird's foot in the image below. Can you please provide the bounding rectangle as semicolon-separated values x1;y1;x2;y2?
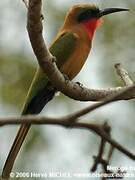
63;73;70;82
40;14;44;20
52;56;57;63
76;81;83;88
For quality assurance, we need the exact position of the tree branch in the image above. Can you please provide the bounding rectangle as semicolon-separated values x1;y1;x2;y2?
65;85;135;124
0;115;134;161
0;85;133;127
115;63;134;86
91;138;106;172
22;0;29;8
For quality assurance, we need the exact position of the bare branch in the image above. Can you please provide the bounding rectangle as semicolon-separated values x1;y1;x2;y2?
22;0;29;8
107;145;114;164
0;116;134;161
66;85;135;124
115;63;134;86
0;85;134;127
91;138;106;172
91;122;111;174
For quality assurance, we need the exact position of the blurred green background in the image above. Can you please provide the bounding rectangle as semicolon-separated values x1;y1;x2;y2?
0;0;135;179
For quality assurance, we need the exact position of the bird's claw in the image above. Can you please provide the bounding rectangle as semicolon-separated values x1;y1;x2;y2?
63;74;70;82
52;56;57;63
40;14;44;20
76;81;83;87
62;73;70;83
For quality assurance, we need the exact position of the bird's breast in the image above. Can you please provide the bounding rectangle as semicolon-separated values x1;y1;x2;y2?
60;30;91;80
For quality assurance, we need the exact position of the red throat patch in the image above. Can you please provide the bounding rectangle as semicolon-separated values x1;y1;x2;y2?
82;18;103;39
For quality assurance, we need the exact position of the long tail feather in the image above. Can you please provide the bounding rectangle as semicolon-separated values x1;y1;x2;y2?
2;85;56;179
2;124;31;179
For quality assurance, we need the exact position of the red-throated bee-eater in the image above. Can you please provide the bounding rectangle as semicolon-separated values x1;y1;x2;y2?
2;4;128;179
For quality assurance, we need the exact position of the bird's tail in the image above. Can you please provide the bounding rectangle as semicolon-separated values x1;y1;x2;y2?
2;84;56;179
2;124;31;179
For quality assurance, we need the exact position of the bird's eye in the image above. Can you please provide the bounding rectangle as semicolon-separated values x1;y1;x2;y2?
77;9;99;22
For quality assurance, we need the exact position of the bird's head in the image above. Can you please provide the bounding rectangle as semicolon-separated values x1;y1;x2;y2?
64;4;129;39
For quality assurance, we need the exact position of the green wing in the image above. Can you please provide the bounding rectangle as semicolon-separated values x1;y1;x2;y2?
22;32;77;114
50;32;77;67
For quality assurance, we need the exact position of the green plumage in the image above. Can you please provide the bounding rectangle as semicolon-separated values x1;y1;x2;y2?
22;32;77;114
50;32;77;68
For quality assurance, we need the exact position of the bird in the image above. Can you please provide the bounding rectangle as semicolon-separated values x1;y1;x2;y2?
2;3;128;179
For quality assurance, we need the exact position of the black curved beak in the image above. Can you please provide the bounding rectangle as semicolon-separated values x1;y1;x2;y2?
99;8;129;17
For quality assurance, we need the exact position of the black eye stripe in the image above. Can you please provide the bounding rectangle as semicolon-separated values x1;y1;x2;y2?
79;10;92;20
78;9;100;22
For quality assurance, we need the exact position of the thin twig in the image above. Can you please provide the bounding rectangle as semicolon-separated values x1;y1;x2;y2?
100;145;114;176
22;0;29;8
107;145;114;164
115;63;134;86
91;138;106;172
91;122;111;175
